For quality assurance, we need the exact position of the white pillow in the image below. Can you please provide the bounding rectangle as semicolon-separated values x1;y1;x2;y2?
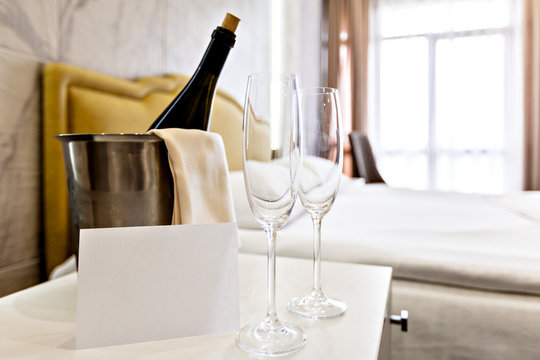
229;171;364;229
229;171;307;229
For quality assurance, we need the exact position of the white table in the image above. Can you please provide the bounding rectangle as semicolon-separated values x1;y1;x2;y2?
0;254;392;359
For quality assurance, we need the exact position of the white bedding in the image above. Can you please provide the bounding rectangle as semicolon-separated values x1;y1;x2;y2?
236;181;540;359
238;181;540;296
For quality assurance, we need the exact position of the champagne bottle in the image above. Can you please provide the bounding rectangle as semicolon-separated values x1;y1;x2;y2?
148;13;240;130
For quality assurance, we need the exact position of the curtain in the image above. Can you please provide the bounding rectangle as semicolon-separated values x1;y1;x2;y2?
327;0;370;175
523;0;540;190
327;0;370;133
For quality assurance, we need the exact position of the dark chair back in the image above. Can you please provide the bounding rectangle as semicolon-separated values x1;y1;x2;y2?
349;131;386;184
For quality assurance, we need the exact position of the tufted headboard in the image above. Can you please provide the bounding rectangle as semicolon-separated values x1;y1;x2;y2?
42;63;244;274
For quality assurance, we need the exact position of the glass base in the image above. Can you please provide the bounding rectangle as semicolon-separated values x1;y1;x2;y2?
236;318;307;357
288;291;347;320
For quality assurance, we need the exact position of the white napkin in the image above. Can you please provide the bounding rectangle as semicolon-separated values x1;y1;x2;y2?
149;129;236;225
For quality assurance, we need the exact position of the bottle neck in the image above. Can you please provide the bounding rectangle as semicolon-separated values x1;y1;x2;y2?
196;27;235;77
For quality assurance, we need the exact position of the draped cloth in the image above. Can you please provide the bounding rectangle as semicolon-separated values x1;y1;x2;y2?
523;0;540;190
327;0;371;176
149;129;236;225
327;0;370;133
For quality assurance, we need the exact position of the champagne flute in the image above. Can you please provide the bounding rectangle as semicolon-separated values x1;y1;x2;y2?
236;73;307;356
288;87;347;319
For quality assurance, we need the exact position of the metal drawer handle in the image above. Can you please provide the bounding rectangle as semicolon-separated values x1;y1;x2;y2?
390;310;408;332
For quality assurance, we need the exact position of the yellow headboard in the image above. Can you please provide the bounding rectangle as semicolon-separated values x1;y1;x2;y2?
42;63;243;274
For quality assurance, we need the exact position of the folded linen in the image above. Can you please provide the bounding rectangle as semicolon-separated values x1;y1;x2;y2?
149;129;235;225
488;191;540;225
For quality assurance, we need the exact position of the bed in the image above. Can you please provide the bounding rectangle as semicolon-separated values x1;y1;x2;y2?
232;175;540;359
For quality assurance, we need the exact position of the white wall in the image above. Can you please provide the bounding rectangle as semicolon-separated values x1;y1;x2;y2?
282;0;322;89
58;0;272;102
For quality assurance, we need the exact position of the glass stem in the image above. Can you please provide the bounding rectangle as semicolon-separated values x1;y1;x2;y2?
312;214;324;297
265;227;280;327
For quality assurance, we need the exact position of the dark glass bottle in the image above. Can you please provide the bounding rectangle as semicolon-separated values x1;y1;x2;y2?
148;13;240;130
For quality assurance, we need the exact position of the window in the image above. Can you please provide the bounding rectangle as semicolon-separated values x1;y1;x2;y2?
370;0;522;193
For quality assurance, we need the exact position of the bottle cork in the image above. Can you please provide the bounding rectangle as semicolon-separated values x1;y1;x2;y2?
221;13;240;33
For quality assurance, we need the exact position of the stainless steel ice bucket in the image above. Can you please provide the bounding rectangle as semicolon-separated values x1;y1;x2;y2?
56;134;174;259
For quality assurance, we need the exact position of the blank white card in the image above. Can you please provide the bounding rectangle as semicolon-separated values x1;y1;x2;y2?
76;223;239;349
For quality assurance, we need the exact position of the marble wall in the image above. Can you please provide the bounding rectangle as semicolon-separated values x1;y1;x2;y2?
0;0;322;295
